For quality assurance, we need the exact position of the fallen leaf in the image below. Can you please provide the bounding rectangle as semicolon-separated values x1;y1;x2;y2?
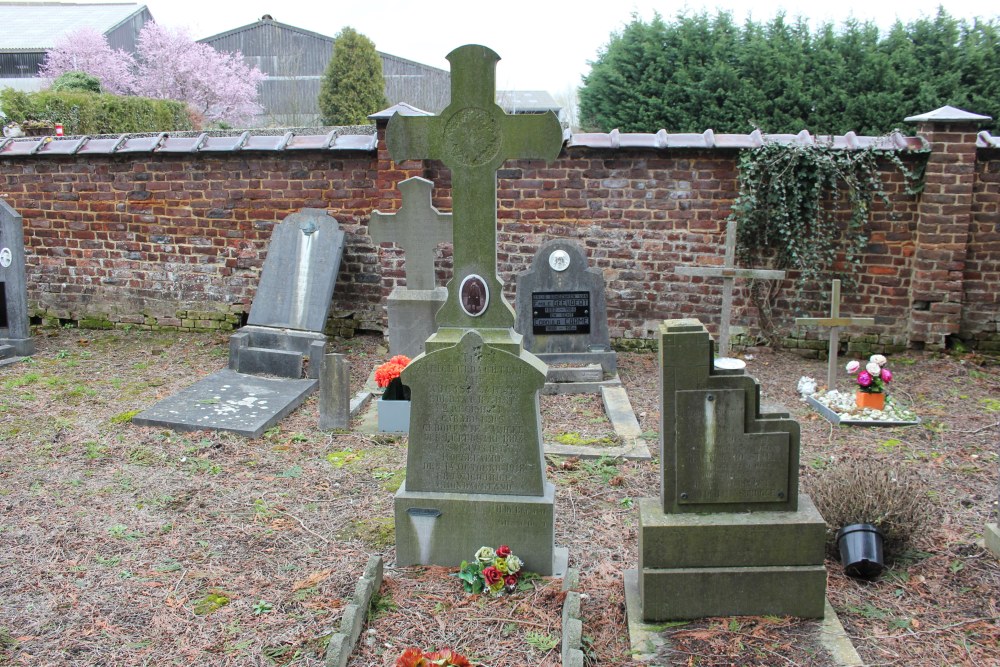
293;569;333;591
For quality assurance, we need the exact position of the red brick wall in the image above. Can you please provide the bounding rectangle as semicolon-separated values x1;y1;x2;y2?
1;129;997;351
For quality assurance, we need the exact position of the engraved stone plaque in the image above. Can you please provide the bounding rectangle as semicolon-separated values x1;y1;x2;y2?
531;291;591;335
674;389;790;505
401;330;547;496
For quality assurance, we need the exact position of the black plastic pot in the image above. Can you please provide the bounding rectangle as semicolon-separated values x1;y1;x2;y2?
836;523;885;580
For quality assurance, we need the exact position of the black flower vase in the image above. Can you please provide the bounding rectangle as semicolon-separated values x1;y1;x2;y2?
836;523;885;580
382;376;411;401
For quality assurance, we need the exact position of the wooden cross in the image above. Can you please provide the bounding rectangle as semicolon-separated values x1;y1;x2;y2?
795;279;875;391
370;177;453;291
386;45;562;329
676;220;786;357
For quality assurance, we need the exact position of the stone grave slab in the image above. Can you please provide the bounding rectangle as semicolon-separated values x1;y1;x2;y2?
806;395;921;427
627;318;826;621
0;199;34;364
132;369;316;438
515;239;616;373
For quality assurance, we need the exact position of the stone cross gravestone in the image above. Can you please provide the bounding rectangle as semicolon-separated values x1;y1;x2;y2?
0;199;34;363
795;279;875;391
626;319;826;620
389;45;566;575
675;220;785;357
514;239;616;373
370;177;452;359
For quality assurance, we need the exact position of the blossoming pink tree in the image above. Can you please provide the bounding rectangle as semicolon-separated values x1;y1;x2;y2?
132;23;264;126
40;27;135;95
40;23;265;127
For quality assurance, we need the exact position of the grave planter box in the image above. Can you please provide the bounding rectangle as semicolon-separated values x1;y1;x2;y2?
377;398;410;433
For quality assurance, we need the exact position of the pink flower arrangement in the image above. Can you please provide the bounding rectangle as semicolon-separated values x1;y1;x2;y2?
847;354;892;394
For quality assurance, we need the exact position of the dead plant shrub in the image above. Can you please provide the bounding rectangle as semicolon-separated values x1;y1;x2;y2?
807;459;933;560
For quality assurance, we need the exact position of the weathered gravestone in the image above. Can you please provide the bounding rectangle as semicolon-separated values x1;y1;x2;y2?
370;177;452;359
134;210;345;437
389;44;566;575
626;319;826;620
319;353;350;431
0;199;34;364
514;239;616;374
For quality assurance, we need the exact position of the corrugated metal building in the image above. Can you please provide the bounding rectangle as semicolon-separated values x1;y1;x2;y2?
0;2;152;90
199;16;452;127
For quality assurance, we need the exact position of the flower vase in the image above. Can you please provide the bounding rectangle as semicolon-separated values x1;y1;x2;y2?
855;391;885;411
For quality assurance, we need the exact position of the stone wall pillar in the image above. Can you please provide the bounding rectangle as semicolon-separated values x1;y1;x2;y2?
904;106;991;350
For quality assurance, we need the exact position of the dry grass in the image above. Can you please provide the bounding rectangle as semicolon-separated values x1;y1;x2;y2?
0;328;998;666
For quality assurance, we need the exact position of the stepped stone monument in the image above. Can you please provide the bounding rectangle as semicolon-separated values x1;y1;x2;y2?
389;44;566;575
370;177;452;359
134;210;345;437
0;199;34;364
514;239;616;374
626;319;826;619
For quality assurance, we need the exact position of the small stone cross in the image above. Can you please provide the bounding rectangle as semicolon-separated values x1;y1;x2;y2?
386;44;562;329
369;177;453;291
676;220;785;357
795;279;875;391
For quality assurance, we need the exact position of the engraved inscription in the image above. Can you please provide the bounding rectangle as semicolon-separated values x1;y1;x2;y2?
531;291;591;335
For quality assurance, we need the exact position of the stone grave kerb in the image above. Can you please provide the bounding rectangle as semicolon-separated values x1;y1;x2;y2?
369;177;452;291
0;198;34;358
387;44;562;338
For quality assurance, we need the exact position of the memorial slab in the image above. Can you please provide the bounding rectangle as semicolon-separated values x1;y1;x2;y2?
0;199;34;363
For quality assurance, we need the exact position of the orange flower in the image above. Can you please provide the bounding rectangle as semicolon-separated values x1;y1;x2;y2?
395;647;427;667
425;648;471;667
375;356;411;388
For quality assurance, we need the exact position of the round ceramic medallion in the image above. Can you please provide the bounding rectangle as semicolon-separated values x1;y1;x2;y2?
548;249;570;272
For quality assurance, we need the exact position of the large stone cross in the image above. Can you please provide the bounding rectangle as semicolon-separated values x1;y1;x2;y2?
369;177;453;291
676;220;785;357
386;44;563;330
795;279;875;390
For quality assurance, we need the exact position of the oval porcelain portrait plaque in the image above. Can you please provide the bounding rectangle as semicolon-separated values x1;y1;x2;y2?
0;247;11;268
459;274;489;317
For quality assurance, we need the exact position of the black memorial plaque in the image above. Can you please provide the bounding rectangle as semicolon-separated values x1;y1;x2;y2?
531;291;591;335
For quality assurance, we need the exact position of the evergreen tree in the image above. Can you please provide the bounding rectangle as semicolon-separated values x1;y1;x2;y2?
318;27;387;126
579;9;1000;134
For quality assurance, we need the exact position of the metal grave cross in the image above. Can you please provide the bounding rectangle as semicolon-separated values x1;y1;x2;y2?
370;177;453;291
795;279;875;391
386;44;562;329
676;220;786;357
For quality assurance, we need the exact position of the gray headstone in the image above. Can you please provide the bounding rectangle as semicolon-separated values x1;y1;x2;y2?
319;353;350;430
515;239;611;355
247;209;345;333
628;317;826;621
387;46;564;574
658;319;800;514
0;199;34;359
402;330;547;496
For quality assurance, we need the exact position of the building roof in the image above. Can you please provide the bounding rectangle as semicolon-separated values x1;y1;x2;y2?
0;2;148;50
496;90;560;114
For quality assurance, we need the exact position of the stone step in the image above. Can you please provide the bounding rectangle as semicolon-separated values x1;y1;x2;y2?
0;344;14;360
545;364;602;383
235;346;304;378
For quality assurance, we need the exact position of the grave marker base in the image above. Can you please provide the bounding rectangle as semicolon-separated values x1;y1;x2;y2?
394;481;565;576
986;523;1000;558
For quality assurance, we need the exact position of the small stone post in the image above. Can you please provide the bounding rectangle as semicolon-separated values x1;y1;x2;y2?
319;353;350;430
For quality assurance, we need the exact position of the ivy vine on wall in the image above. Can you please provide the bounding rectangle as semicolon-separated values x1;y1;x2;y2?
729;140;925;287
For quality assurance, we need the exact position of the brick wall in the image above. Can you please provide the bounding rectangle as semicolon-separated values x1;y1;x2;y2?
2;122;998;352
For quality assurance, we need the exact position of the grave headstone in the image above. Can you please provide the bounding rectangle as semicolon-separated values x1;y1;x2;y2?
319;353;350;430
515;239;616;373
795;279;875;391
675;220;785;357
369;177;452;359
0;199;34;363
986;476;1000;558
388;44;566;575
135;209;345;437
627;319;826;620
